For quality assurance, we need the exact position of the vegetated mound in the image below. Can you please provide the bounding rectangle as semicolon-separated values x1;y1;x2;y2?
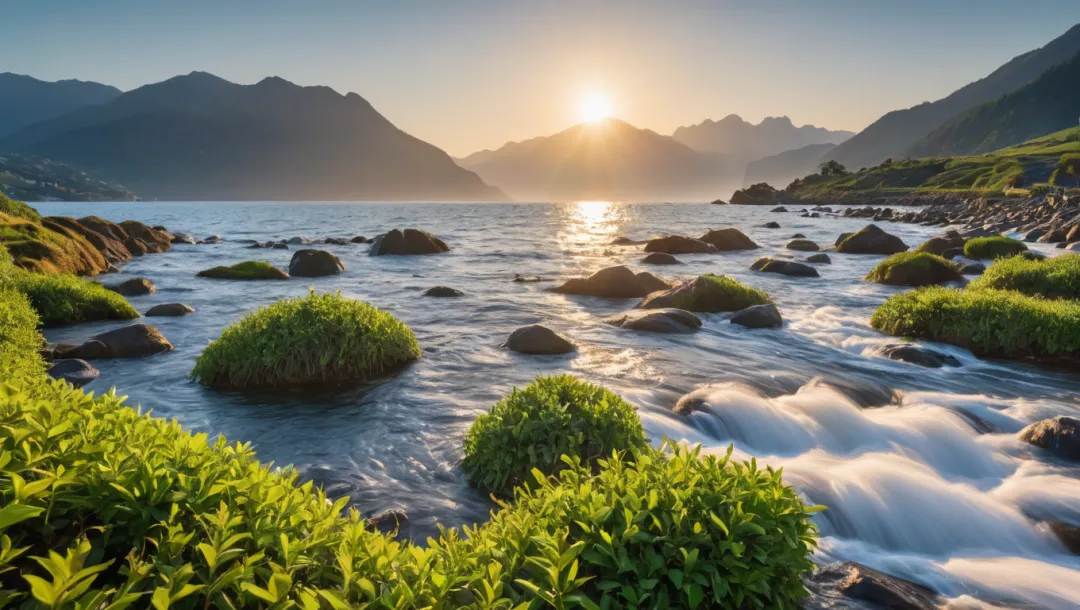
196;260;289;280
191;292;420;388
9;270;139;325
969;254;1080;299
964;236;1028;259
865;252;964;286
638;273;769;312
462;374;648;496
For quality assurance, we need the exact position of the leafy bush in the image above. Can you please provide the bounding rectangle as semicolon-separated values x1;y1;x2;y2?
0;193;41;222
865;252;963;286
473;444;820;609
0;283;45;379
963;236;1027;259
870;287;1080;361
675;274;770;313
197;260;289;280
462;375;649;497
192;291;420;388
10;270;139;326
969;254;1080;299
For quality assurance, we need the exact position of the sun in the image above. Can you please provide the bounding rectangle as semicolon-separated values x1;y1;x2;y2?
580;93;612;123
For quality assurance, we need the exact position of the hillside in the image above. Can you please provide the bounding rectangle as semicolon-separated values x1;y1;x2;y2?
672;115;851;162
0;72;505;201
0;73;121;137
456;118;740;201
824;23;1080;169
0;153;136;201
904;50;1080;158
743;143;838;189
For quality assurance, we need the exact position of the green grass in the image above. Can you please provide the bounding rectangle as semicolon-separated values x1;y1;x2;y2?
0;193;41;222
462;375;649;497
870;287;1080;361
969;254;1080;299
865;252;963;286
9;270;139;326
196;260;289;280
674;274;770;313
192;291;421;388
0;211;105;275
0;250;45;378
964;236;1028;260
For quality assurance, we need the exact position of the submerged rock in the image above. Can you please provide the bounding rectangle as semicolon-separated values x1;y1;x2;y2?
807;376;900;409
750;257;819;277
503;325;575;355
512;274;554;283
1017;416;1079;460
807;253;831;264
877;344;960;368
272;243;289;250
287;236;311;245
643;235;718;254
200;235;222;245
804;562;939;610
836;224;909;255
642;252;681;265
698;228;758;251
56;340;108;360
610;236;647;246
108;277;155;296
729;303;783;329
1048;521;1080;554
424;286;464;297
551;266;668;298
370;229;449;255
289;249;345;277
145;303;195;317
48;359;99;388
603;308;701;333
771;206;788;213
351;235;371;244
171;232;197;245
786;239;820;252
763;221;780;229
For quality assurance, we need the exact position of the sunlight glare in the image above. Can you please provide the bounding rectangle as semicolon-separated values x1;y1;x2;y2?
580;93;612;123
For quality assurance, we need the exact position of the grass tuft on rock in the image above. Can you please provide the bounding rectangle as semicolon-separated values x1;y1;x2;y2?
10;270;139;326
677;273;770;312
865;252;963;286
963;236;1027;260
192;291;420;388
969;254;1080;299
870;287;1080;361
196;260;289;280
462;375;648;497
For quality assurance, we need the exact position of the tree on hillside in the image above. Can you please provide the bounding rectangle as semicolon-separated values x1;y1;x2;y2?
819;160;848;176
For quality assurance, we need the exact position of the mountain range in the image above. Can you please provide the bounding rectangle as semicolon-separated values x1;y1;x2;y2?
672;115;852;162
0;73;122;137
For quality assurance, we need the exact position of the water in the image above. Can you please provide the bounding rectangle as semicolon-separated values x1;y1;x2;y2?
33;201;1080;608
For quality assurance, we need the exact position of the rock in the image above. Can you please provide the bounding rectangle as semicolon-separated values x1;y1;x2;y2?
1067;225;1080;243
941;247;964;260
1065;242;1080;251
351;235;371;244
272;243;289;250
289;249;345;277
1017;416;1079;460
916;236;965;256
84;325;173;358
762;221;780;229
56;340;108;360
1023;229;1047;242
770;206;788;213
729;304;783;329
805;562;939;610
959;227;993;239
1048;521;1080;554
551;266;668;298
791;233;806;239
750;257;819;277
730;183;780;205
1037;227;1069;243
370;229;449;255
145;303;195;317
603;308;701;333
877;344;960;368
786;239;820;252
643;235;718;254
108;278;155;296
699;228;758;251
610;236;646;246
710;199;727;205
869;255;964;286
512;274;553;283
836;224;909;254
366;509;409;534
323;237;348;245
808;376;901;408
47;359;99;388
834;232;852;247
503;325;575;355
199;235;222;245
637;275;767;313
287;236;311;245
642;252;681;265
807;253;831;264
171;232;197;245
424;286;464;297
959;262;985;275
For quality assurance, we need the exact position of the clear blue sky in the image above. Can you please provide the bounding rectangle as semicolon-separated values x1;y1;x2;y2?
7;0;1080;156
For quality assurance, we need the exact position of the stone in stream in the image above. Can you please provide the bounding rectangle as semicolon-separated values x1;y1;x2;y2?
200;235;222;244
60;325;173;359
786;239;820;252
108;277;155;296
551;266;669;298
56;340;108;360
835;224;908;255
750;257;819;277
698;228;758;251
145;303;195;317
1017;416;1079;461
351;235;371;244
803;562;940;610
289;249;345;277
370;229;449;255
424;286;464;297
807;376;900;409
47;359;99;388
729;303;783;329
1048;521;1080;554
603;309;701;333
807;253;831;264
643;235;718;254
877;344;960;368
642;252;681;265
915;236;965;256
503;325;575;355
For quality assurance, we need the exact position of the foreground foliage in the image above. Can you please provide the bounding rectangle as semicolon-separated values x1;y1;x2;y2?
865;252;963;286
969;254;1080;299
9;269;139;325
192;291;421;388
196;260;289;280
962;236;1028;260
462;375;649;497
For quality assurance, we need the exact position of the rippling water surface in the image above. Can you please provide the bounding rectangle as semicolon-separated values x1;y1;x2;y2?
33;201;1080;608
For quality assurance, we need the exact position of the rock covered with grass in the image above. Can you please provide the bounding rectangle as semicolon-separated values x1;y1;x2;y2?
638;273;770;312
865;252;964;286
964;236;1027;259
552;265;669;298
836;224;908;255
197;260;289;280
9;270;139;326
969;254;1080;299
462;375;649;496
192;292;420;388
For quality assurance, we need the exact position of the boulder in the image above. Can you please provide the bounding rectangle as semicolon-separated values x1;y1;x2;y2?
512;274;553;283
1067;225;1080;243
370;229;449;255
551;266;668;298
941;247;964;260
1037;227;1070;243
763;221;780;229
807;253;831;264
83;325;173;359
171;232;198;245
424;286;464;297
915;236;965;256
836;224;909;254
323;237;349;245
868;254;964;286
750;257;819;277
287;236;311;245
1017;416;1079;460
119;220;172;253
786;239;820;252
603;308;701;333
637;275;768;313
643;235;718;254
959;263;986;275
791;233;806;238
108;278;155;296
877;344;960;368
200;235;222;245
698;228;758;251
1023;229;1047;242
729;304;782;329
770;206;788;213
145;303;195;317
503;325;575;355
272;243;289;250
47;359;99;388
642;252;681;265
730;183;780;205
610;236;647;246
1065;242;1080;251
56;340;108;360
289;249;345;277
805;562;939;610
351;235;371;244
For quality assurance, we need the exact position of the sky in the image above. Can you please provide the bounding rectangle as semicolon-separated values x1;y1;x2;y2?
6;0;1080;157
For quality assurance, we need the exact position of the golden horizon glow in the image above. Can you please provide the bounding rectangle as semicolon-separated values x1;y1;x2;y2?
579;93;612;123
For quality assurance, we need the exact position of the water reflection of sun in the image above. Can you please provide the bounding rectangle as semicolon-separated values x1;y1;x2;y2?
556;201;632;253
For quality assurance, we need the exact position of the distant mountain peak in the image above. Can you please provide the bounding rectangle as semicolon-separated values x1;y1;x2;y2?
671;114;853;160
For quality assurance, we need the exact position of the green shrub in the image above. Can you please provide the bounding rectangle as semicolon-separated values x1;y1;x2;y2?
674;274;770;313
197;260;289;280
870;287;1080;360
969;254;1080;299
963;236;1027;259
473;444;820;609
865;252;963;286
9;270;139;326
0;193;41;222
462;375;649;497
0;284;45;380
192;291;420;388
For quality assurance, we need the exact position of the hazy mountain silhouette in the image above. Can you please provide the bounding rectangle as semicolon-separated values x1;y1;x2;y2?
825;22;1080;168
903;50;1080;158
0;72;505;201
742;143;838;189
671;115;852;162
0;73;121;137
456;118;741;202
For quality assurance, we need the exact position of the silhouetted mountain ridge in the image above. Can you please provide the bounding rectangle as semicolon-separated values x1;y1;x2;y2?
0;73;121;137
671;114;852;161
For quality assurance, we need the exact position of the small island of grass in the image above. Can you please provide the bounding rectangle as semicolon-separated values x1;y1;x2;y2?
865;252;963;286
10;270;139;326
969;254;1080;299
639;273;770;313
963;236;1028;260
196;260;289;280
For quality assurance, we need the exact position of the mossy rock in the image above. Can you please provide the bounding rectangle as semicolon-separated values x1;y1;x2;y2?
191;292;420;388
638;273;769;312
865;252;964;286
0;211;107;275
963;236;1027;259
197;261;289;280
968;254;1080;299
915;236;965;256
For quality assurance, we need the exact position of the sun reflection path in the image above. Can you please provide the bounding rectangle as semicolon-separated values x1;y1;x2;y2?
556;200;633;251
